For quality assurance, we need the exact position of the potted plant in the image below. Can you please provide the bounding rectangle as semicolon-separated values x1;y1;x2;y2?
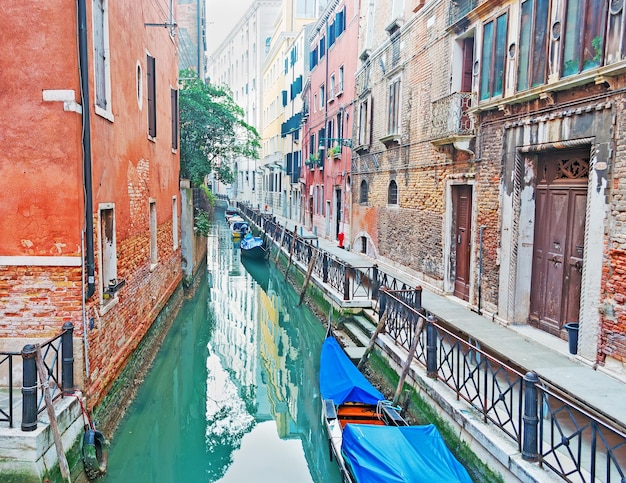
328;145;342;159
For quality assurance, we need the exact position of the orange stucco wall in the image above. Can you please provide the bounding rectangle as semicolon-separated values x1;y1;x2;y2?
1;0;182;408
1;1;83;256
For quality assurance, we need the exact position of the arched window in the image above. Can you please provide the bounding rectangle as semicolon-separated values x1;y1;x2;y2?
360;180;368;204
388;180;398;205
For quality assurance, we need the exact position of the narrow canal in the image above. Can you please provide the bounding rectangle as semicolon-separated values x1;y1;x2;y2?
102;212;342;482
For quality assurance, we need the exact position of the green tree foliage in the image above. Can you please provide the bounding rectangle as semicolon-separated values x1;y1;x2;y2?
179;69;260;187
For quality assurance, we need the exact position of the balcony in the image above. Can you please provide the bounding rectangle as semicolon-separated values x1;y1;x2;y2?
430;91;476;152
448;0;478;27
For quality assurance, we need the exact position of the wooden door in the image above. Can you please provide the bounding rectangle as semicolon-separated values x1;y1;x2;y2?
453;185;472;300
530;152;588;335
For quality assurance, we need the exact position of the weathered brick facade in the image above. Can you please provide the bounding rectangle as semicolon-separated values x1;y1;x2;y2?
350;0;626;377
1;0;182;408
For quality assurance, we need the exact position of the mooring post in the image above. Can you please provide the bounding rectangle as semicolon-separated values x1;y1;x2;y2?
522;371;540;462
62;322;75;395
426;315;438;378
21;344;38;431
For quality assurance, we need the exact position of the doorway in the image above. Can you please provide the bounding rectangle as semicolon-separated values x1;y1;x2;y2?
335;188;342;240
529;151;588;335
452;185;472;301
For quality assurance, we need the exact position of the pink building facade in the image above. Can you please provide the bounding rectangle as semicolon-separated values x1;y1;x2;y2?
302;0;359;244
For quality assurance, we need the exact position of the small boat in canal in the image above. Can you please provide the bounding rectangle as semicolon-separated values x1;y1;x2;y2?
240;233;268;259
231;220;250;239
320;335;472;482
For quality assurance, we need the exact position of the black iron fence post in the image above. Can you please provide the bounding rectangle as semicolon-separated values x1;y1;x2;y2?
343;264;351;301
62;322;74;395
322;253;329;283
414;286;423;311
426;315;438;378
522;371;539;461
372;264;379;300
21;344;38;432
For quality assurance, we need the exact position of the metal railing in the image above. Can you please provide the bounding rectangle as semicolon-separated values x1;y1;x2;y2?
20;322;75;432
236;203;626;481
431;91;476;140
381;289;626;482
0;351;19;427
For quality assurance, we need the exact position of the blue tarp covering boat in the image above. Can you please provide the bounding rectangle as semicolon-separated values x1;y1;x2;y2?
240;234;267;259
319;336;472;482
342;423;473;483
320;336;384;406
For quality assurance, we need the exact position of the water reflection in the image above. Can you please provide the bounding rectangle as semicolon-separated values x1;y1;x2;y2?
103;213;341;482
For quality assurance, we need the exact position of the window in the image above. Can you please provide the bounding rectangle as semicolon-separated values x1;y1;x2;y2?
99;205;117;303
171;88;178;150
330;74;336;99
150;200;157;267
387;78;401;135
320;84;325;108
136;63;143;108
172;197;178;249
338;65;344;94
480;13;508;100
561;0;606;76
388;180;398;205
320;36;326;58
357;96;372;147
335;7;346;37
360;180;368;204
517;0;549;91
336;111;343;140
147;54;157;137
93;0;112;117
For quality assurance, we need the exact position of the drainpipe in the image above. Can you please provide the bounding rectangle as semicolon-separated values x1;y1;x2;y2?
78;0;96;300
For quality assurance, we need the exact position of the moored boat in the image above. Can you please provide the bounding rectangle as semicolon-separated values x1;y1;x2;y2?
320;335;472;482
240;233;268;259
231;221;250;239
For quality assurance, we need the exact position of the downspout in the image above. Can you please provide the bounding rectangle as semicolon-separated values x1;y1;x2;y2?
78;0;96;299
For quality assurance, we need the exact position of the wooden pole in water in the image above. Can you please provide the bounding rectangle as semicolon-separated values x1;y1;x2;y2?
357;311;389;370
298;249;318;305
35;346;72;483
284;226;297;281
275;225;287;264
392;318;425;406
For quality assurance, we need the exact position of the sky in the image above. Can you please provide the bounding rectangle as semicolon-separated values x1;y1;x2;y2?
206;0;254;55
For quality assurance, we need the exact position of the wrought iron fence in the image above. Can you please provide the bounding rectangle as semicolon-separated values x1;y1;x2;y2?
0;351;19;427
381;289;626;482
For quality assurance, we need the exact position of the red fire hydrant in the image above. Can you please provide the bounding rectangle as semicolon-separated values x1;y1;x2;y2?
338;232;345;249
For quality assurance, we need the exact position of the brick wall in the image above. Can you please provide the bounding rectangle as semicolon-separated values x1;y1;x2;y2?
0;266;83;338
84;221;182;407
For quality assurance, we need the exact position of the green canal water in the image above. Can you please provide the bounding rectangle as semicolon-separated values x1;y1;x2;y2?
102;214;342;483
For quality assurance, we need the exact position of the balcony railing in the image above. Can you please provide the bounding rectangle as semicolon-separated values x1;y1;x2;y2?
431;91;476;141
449;0;479;26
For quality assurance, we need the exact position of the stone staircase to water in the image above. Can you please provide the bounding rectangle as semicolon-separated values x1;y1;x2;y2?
336;311;378;362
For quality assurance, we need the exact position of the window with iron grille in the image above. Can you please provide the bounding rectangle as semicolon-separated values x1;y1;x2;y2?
388;179;398;205
360;180;368;204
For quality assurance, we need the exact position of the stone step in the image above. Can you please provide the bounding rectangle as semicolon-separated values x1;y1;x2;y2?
352;314;377;336
343;321;373;347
